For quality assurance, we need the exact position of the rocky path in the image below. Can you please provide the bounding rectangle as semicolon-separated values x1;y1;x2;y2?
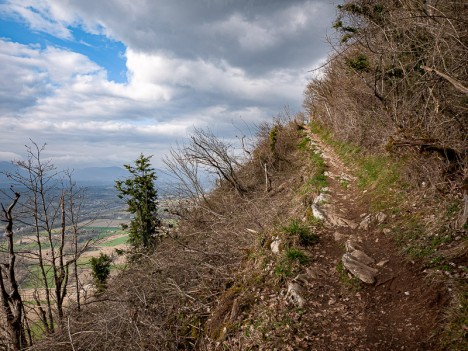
286;127;446;350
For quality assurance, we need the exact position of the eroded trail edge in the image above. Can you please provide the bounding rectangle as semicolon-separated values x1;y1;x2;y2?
202;125;448;351
283;126;446;350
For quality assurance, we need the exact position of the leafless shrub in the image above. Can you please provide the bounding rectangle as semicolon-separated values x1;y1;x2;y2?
305;0;467;186
184;128;246;194
29;121;305;351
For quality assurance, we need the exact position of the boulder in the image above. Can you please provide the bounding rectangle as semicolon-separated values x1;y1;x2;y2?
342;253;378;284
350;249;375;265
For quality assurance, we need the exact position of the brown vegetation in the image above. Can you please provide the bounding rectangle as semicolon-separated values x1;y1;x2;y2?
28;119;305;350
304;0;467;190
4;1;467;349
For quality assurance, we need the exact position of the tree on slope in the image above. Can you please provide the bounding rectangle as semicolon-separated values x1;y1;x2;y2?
0;192;29;350
115;154;160;251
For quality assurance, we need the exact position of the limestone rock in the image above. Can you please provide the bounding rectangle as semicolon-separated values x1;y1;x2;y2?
294;273;310;285
327;213;357;228
339;172;355;181
271;237;281;254
286;282;305;307
334;231;348;242
376;259;389;267
376;212;387;224
358;215;372;230
345;239;363;253
312;204;325;220
314;193;330;205
342;253;378;284
350;249;375;265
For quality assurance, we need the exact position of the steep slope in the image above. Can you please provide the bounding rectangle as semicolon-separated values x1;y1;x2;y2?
28;119;465;351
201;124;451;350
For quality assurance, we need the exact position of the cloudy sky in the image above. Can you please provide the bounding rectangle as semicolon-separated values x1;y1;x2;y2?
0;0;338;169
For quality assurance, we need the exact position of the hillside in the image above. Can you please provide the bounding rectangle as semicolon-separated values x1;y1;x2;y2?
28;116;466;350
3;1;467;350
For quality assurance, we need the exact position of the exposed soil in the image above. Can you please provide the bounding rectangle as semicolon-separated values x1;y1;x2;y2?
292;127;449;350
212;127;450;351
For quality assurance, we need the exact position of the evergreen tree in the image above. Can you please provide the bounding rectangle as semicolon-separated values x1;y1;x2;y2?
90;253;112;293
115;154;159;250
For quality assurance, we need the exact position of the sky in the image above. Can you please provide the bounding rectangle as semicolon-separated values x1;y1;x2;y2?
0;0;338;169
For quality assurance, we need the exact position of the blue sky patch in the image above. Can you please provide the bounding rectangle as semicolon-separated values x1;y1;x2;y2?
0;17;128;83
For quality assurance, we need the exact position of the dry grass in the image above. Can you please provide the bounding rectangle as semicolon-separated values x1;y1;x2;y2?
29;119;307;351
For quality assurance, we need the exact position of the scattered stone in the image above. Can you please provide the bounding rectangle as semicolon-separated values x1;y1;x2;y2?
345;239;363;253
314;193;330;205
376;260;389;267
376;212;387;224
358;215;372;230
350;249;375;265
333;231;348;242
382;228;391;234
342;254;378;284
404;291;410;296
286;282;305;307
312;204;325;220
271;237;281;254
327;213;357;228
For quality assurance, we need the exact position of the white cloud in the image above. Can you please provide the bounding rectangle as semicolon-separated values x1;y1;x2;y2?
0;0;337;168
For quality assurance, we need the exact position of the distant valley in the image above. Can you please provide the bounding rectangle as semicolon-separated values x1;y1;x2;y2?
0;161;175;188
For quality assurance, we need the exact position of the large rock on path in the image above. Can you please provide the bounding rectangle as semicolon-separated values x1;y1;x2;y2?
342;253;378;284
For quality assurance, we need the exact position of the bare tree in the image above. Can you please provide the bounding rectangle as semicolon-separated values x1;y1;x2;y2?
3;141;93;334
0;191;28;350
163;144;209;205
184;128;246;194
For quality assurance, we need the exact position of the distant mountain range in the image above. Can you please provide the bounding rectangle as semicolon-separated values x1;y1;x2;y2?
0;161;175;186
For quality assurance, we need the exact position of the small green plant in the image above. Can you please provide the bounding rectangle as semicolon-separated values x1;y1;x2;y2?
282;219;319;246
336;260;362;291
90;253;112;293
297;137;310;150
441;290;468;350
310;149;326;173
338;178;349;189
345;53;370;72
286;248;309;265
308;173;328;190
269;125;278;152
274;260;293;279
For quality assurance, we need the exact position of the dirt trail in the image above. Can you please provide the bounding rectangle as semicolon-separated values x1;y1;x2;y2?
297;127;446;350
